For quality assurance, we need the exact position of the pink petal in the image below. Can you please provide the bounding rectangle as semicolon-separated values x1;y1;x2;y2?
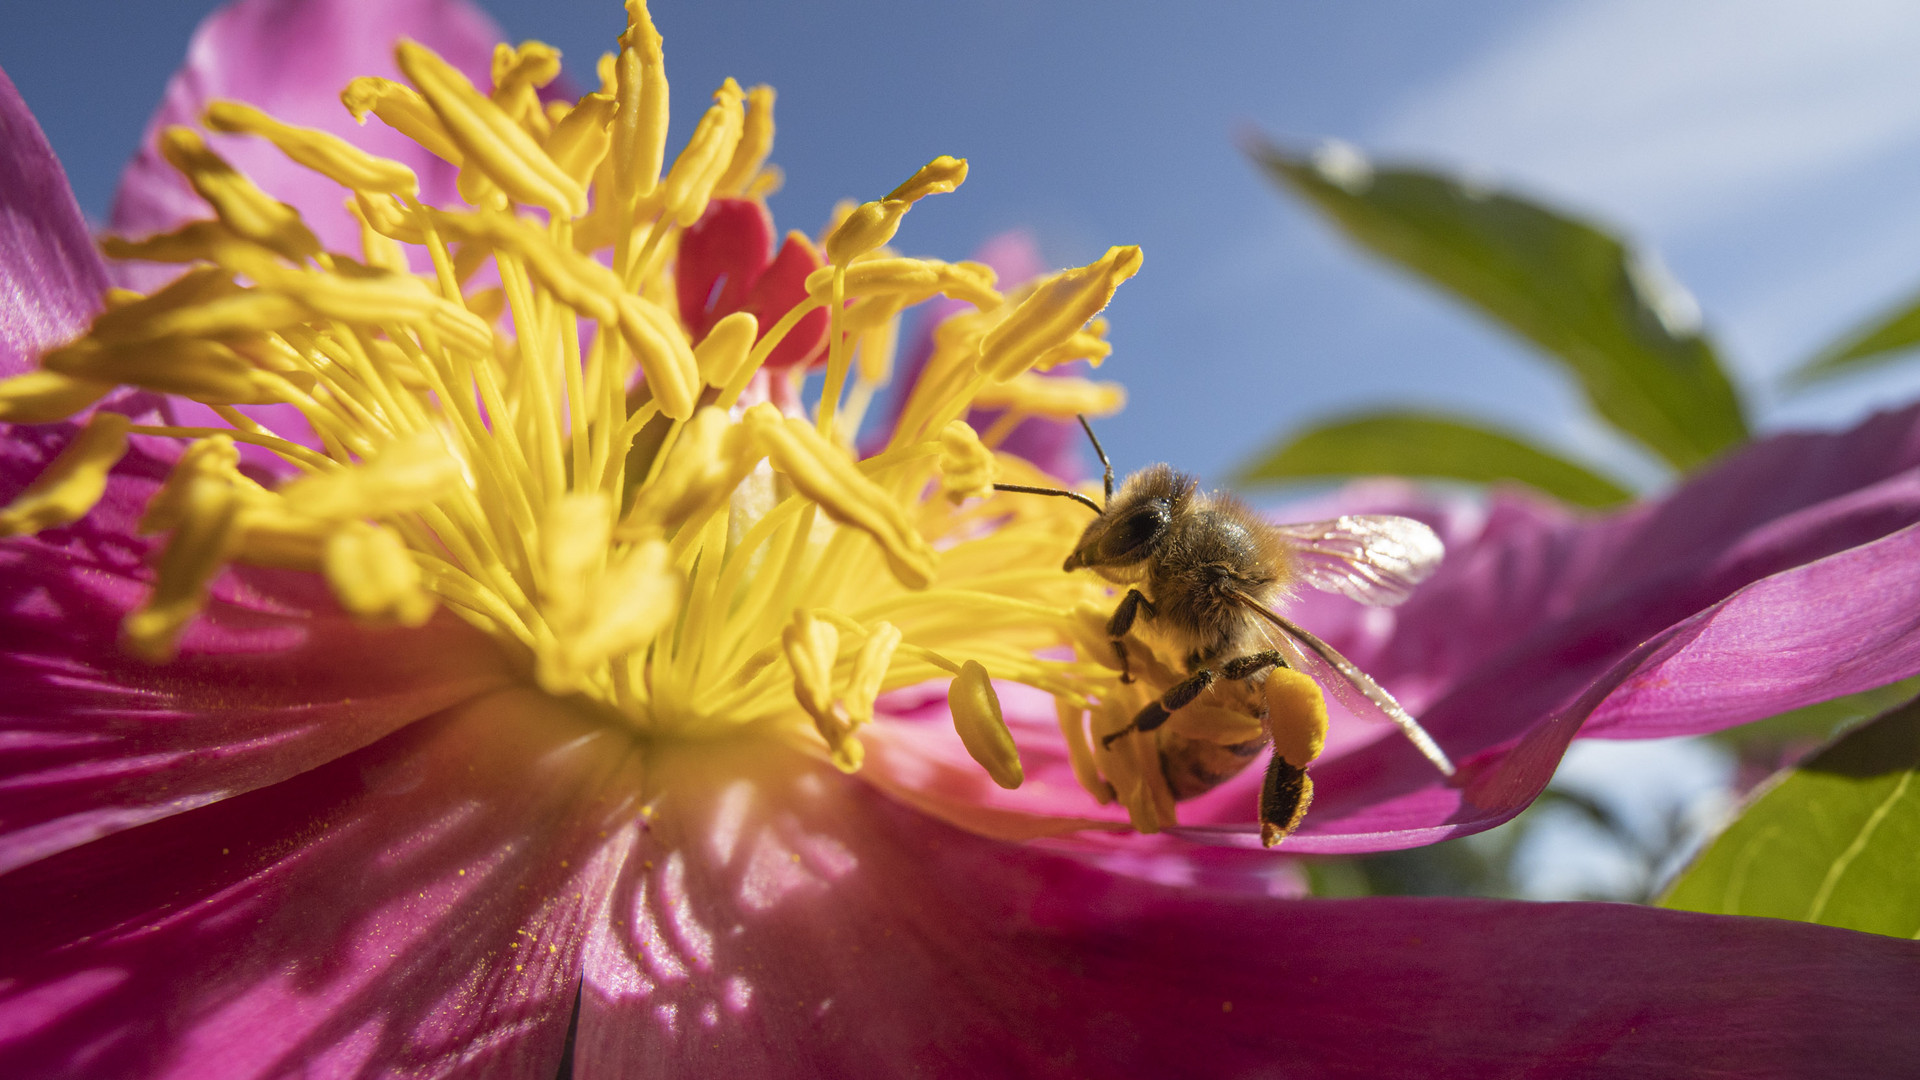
745;232;828;371
0;65;107;377
1352;403;1920;727
858;680;1132;839
571;742;1920;1078
108;0;504;292
0;687;633;1080
675;197;773;341
0;427;513;874
1256;516;1920;852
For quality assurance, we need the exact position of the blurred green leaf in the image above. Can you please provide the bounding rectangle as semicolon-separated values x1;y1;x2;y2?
1707;674;1920;750
1660;696;1920;938
1235;410;1633;508
1251;138;1747;472
1787;284;1920;387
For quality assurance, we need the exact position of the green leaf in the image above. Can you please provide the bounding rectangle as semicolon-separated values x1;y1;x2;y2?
1786;284;1920;387
1234;410;1634;508
1251;138;1747;472
1660;696;1920;938
1706;675;1920;750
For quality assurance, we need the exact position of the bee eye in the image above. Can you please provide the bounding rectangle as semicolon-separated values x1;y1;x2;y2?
1098;502;1168;563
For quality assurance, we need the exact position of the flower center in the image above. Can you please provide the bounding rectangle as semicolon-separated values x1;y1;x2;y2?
0;3;1155;800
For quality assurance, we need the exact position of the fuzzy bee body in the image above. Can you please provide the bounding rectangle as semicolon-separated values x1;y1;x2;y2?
1014;444;1455;845
1157;724;1270;800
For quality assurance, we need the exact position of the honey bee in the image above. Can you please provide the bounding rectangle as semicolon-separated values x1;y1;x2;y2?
996;419;1455;845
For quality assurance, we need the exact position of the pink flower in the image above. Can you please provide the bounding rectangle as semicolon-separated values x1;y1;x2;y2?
0;2;1916;1077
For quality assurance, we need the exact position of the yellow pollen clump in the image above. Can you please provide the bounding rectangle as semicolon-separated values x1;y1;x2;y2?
0;1;1173;801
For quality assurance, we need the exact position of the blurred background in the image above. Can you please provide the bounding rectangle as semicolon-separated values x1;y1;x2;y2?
8;0;1919;899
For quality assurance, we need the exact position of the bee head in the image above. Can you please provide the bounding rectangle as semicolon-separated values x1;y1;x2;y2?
1063;464;1193;575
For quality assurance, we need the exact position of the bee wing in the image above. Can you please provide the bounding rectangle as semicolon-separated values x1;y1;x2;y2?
1236;594;1455;777
1270;514;1443;607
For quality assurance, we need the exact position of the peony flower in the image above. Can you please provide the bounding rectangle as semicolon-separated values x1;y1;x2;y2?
1;1;1917;1077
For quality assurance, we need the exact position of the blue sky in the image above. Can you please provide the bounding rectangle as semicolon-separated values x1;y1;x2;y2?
11;0;1920;489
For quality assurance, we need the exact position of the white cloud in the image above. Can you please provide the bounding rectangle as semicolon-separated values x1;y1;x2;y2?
1374;0;1920;235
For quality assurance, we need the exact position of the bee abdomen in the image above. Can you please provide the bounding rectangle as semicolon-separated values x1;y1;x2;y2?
1159;734;1267;800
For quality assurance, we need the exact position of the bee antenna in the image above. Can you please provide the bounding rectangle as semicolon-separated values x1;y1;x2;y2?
1076;414;1113;505
992;483;1104;515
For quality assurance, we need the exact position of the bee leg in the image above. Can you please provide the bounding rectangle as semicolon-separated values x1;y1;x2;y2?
1221;650;1286;682
1258;752;1314;847
1105;589;1156;684
1101;668;1215;749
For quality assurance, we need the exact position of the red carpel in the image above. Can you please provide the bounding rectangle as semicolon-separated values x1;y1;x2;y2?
676;197;829;371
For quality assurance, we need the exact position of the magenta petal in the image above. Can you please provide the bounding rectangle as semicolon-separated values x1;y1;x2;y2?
1265;517;1920;852
1582;514;1920;737
571;745;1919;1078
108;0;504;290
0;66;107;377
1359;404;1920;730
858;681;1131;839
0;688;634;1080
0;428;513;874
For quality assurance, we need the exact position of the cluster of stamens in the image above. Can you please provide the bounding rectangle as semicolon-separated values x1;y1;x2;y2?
0;3;1212;812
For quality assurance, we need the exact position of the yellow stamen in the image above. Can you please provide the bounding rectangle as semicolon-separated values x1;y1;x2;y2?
491;40;564;136
325;521;437;626
205;100;419;197
970;373;1127;421
980;245;1143;381
277;429;458;519
887;155;969;203
397;39;587;216
0;412;130;536
754;407;937;588
1054;697;1114;804
782;608;839;723
1035;320;1112;370
692;310;758;388
844;621;902;726
157;127;320;261
612;0;670;210
824;156;968;265
937;420;996;503
546;535;678;692
805;258;1000;309
41;337;278;405
0;371;112;423
545;92;615;185
659;78;744;228
124;441;244;662
949;660;1023;789
622;405;756;535
343;77;465;164
716;84;775;195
